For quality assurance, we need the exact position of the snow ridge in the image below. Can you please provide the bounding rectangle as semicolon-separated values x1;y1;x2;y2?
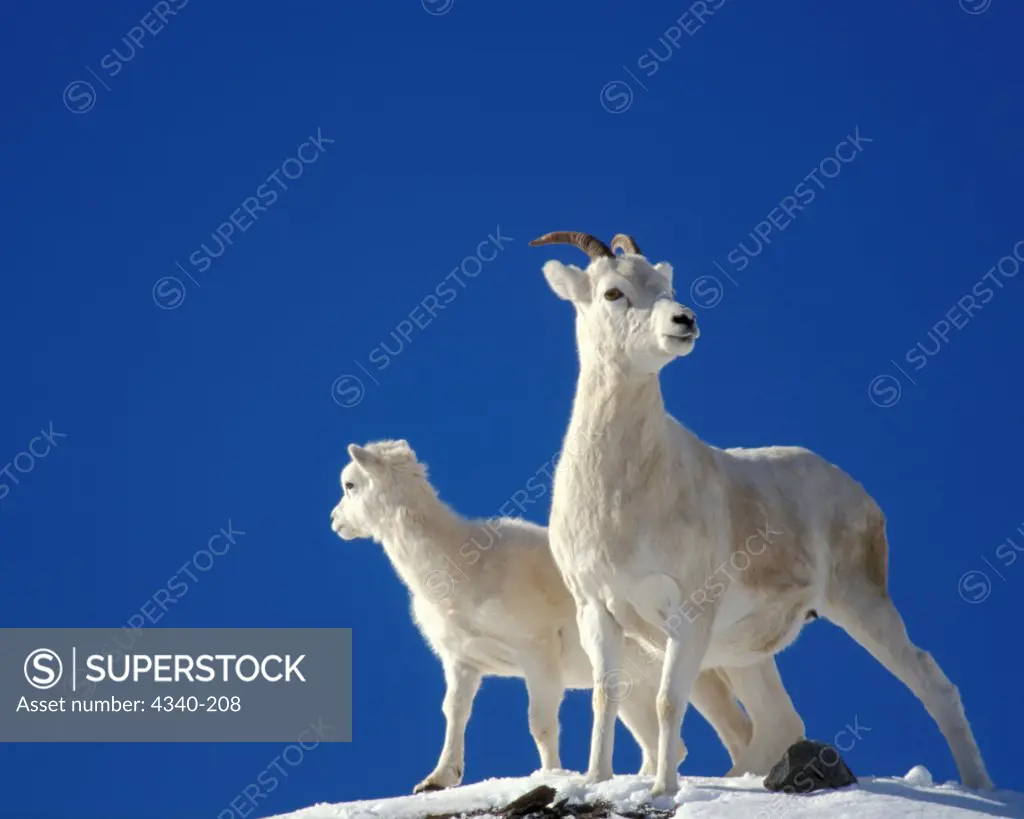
270;768;1024;819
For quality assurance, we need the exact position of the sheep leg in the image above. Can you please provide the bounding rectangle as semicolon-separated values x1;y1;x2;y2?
577;598;625;784
616;680;662;777
720;658;805;776
823;583;993;790
616;648;681;776
522;658;563;770
689;668;754;767
651;626;712;797
413;660;481;793
622;665;745;775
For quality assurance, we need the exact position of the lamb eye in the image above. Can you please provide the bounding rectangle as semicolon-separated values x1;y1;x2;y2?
604;288;624;302
344;481;354;491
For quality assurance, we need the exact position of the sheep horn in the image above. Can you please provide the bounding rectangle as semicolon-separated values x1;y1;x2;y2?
529;231;614;260
610;234;642;256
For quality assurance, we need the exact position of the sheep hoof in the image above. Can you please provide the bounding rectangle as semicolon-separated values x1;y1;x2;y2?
413;773;459;794
583;768;613;785
414;762;465;794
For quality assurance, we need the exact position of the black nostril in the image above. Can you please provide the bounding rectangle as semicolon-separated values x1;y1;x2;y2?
672;312;695;328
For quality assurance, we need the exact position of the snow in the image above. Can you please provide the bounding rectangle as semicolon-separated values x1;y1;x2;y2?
904;764;935;788
269;768;1024;819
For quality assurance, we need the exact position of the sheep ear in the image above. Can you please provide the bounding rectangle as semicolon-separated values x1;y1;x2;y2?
543;260;590;303
654;261;674;288
348;444;382;471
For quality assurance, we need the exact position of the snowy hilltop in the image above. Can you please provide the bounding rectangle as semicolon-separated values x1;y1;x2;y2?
269;768;1024;819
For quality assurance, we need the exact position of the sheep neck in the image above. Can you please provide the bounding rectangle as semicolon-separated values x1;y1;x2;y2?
374;490;469;597
563;357;708;504
568;359;668;449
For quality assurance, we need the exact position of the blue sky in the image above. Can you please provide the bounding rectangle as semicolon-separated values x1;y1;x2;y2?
2;1;1023;817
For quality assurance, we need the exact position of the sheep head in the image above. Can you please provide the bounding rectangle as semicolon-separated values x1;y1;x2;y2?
530;231;699;374
330;439;431;542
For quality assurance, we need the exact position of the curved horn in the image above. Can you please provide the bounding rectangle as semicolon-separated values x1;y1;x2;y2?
610;234;642;256
529;231;614;261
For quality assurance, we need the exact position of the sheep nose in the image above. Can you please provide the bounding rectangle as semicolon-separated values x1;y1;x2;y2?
672;310;695;328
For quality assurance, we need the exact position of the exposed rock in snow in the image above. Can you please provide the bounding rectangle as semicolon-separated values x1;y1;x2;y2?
763;740;858;793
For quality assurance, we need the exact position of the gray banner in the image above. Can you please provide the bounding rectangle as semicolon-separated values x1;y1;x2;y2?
2;628;351;742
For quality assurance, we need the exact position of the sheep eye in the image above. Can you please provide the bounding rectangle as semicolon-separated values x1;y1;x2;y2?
604;288;624;302
344;481;354;491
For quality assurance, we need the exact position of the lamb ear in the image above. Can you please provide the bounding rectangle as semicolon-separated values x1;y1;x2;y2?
348;444;382;471
654;261;674;288
542;260;590;303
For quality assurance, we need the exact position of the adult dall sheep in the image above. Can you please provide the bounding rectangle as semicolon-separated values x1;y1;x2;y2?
531;230;992;796
330;439;791;792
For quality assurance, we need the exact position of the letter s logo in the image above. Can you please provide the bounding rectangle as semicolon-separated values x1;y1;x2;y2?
24;648;63;689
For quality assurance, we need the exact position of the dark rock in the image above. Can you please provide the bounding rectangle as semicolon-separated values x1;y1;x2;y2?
763;739;858;793
424;785;676;819
502;785;558;817
554;800;609;819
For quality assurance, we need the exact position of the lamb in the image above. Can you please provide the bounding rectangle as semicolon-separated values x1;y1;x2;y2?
530;230;993;797
329;438;794;792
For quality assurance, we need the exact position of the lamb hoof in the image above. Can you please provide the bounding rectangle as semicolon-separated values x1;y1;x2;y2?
414;773;460;794
413;763;464;794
